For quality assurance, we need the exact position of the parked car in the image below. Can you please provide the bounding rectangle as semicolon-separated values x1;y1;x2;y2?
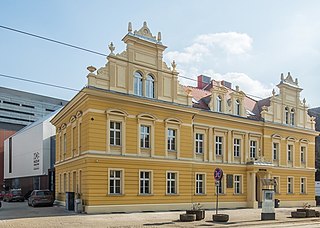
28;190;54;207
3;189;24;202
0;191;5;200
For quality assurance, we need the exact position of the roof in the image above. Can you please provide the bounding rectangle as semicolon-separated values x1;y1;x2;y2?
184;80;258;116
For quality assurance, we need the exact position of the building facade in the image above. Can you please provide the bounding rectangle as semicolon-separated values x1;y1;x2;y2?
0;87;67;192
4;112;58;195
51;22;317;213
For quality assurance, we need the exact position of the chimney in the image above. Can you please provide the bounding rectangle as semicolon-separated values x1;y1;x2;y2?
197;75;211;89
221;80;232;89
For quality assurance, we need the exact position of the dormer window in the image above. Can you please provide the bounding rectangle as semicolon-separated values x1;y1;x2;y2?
216;96;222;112
290;108;295;126
285;107;289;124
134;72;143;96
235;99;240;116
146;74;154;98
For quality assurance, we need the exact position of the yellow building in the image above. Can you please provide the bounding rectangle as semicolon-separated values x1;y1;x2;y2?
51;22;318;213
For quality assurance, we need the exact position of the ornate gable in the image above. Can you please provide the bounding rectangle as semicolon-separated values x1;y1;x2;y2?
86;22;191;106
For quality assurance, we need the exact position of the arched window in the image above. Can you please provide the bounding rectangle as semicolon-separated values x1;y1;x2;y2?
285;107;289;124
146;74;154;98
216;96;222;112
235;99;240;115
134;72;143;96
290;108;295;125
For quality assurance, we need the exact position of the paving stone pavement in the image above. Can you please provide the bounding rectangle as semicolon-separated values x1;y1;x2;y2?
1;207;320;227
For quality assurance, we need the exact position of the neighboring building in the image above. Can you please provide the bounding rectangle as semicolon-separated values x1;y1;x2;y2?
0;87;67;191
4;111;58;195
51;22;317;213
308;107;320;181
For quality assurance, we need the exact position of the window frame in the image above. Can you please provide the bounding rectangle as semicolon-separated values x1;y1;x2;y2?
166;171;178;195
110;121;122;146
249;140;257;158
273;142;279;160
215;136;223;156
195;173;206;195
287;177;293;194
233;138;241;157
134;71;143;96
145;74;155;98
216;95;222;112
234;174;242;194
195;133;204;154
300;177;306;194
167;128;177;151
139;170;152;195
140;125;151;149
108;169;124;195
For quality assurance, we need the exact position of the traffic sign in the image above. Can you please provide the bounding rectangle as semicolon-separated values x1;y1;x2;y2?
214;168;223;181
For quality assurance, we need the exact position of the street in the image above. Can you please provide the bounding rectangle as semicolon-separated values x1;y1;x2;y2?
0;202;320;227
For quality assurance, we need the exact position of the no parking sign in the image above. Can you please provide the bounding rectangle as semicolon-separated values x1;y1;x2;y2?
214;168;223;181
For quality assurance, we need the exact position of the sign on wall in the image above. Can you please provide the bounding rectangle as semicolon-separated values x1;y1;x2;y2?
33;152;40;170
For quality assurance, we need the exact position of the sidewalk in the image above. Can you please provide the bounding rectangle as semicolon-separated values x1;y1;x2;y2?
1;207;320;227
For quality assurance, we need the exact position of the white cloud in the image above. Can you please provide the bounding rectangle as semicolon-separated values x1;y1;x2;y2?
204;70;274;99
165;32;253;64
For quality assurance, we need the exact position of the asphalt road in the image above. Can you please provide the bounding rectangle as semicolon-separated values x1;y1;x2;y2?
0;200;75;220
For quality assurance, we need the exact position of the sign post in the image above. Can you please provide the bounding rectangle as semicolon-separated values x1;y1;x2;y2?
214;168;223;215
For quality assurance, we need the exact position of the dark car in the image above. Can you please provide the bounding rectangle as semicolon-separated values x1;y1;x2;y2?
28;190;54;207
3;189;24;202
0;191;5;200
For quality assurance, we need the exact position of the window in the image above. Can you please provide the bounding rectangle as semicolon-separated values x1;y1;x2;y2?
287;177;293;194
63;133;67;159
215;136;223;156
273;143;279;160
110;121;121;146
235;99;240;115
140;125;150;148
249;140;257;158
234;175;242;194
216;96;222;112
167;172;177;194
300;178;306;194
9;137;12;173
167;128;176;151
233;138;240;157
134;72;143;96
287;145;293;161
195;174;205;194
195;133;204;154
146;74;154;98
109;170;122;194
285;107;289;124
301;146;305;163
63;173;67;193
290;108;295;125
140;171;151;194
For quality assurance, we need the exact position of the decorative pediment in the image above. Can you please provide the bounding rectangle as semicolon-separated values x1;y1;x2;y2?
137;113;157;121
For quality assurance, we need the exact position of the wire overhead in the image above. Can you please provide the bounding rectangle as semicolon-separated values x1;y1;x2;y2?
0;24;264;100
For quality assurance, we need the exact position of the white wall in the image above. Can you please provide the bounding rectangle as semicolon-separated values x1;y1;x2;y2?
4;117;56;179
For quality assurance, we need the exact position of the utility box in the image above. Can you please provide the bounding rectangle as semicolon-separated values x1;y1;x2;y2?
75;198;83;213
65;192;75;211
261;189;275;220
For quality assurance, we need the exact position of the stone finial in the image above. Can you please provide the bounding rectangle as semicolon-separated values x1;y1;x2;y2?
157;32;162;42
281;73;284;81
143;21;147;27
235;85;239;92
87;65;96;73
108;42;115;55
295;78;298;85
128;22;132;33
261;105;268;111
272;88;275;96
288;72;291;77
303;98;306;104
186;87;192;96
171;60;177;72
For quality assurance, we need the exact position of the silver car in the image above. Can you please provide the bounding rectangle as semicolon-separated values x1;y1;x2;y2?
28;190;54;207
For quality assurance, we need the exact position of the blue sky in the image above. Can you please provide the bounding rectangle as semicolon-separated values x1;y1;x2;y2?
1;1;320;106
